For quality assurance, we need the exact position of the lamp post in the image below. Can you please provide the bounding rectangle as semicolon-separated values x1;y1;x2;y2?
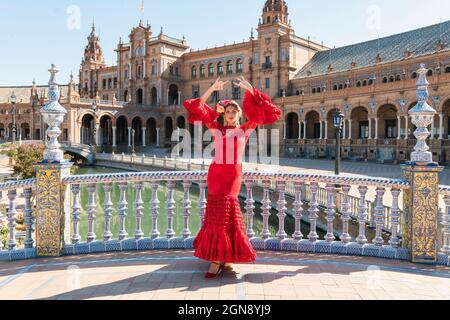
333;109;344;176
10;92;17;143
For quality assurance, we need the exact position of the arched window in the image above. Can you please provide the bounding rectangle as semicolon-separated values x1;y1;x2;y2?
389;76;394;82
208;63;214;76
382;77;388;83
333;85;338;91
312;88;316;94
446;66;450;74
217;62;224;75
356;81;361;87
338;84;343;90
191;66;197;79
137;65;142;79
368;79;374;85
227;60;233;74
169;66;174;75
427;69;433;76
200;65;205;77
296;90;300;96
108;79;112;89
236;59;243;73
267;16;271;24
114;77;118;88
411;72;417;79
395;75;401;81
317;87;321;93
103;79;107;89
135;46;144;57
362;80;367;86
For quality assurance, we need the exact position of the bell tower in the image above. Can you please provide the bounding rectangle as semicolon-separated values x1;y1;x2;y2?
260;0;291;32
79;22;106;98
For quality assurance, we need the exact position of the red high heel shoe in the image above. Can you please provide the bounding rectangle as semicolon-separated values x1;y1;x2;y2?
205;262;224;280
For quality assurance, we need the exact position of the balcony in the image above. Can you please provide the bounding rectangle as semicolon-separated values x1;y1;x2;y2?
262;62;273;70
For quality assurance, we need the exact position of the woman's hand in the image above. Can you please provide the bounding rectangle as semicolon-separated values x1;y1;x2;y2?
211;77;229;91
236;76;254;95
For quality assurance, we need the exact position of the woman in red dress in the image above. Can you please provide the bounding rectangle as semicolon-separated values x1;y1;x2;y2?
182;76;282;279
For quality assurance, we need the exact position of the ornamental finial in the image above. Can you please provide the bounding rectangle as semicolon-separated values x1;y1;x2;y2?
40;65;68;163
408;63;436;164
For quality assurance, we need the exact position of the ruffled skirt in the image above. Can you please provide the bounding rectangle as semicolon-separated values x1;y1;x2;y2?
193;194;257;263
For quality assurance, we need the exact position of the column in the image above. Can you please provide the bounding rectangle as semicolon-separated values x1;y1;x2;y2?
368;118;372;139
142;127;146;147
128;127;132;147
431;115;435;140
319;121;323;139
112;127;117;147
156;128;160;147
342;120;347;139
303;121;306;139
348;120;352;140
439;113;444;140
397;116;401;140
298;122;302;139
404;116;409;140
324;121;328;139
177;91;181;105
283;122;286;139
374;118;379;139
95;124;100;146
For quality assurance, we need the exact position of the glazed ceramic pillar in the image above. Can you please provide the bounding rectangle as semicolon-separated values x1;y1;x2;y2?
35;65;73;257
402;64;444;264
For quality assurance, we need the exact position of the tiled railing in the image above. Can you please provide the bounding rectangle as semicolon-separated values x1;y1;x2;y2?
0;179;36;254
0;163;449;265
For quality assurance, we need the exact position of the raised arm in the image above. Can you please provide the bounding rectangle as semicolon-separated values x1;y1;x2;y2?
182;77;229;129
236;76;282;132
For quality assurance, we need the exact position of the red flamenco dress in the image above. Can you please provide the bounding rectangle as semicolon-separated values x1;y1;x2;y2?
182;87;282;263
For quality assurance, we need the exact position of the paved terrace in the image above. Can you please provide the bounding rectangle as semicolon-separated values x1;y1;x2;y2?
1;250;450;300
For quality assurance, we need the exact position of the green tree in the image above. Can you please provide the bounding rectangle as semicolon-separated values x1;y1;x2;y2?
3;144;78;179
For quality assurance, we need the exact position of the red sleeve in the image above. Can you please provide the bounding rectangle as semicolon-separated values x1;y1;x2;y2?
182;98;219;126
242;86;282;126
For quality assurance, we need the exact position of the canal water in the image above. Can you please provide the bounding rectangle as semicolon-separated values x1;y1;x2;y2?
76;166;324;241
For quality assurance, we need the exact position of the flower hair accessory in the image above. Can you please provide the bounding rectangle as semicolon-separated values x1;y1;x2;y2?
215;100;233;114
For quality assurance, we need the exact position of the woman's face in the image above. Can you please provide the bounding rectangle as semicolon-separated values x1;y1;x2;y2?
224;106;240;126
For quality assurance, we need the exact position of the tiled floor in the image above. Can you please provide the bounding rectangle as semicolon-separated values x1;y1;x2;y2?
0;250;449;300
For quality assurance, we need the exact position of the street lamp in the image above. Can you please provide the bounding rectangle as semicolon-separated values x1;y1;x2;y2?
333;109;344;176
10;92;17;143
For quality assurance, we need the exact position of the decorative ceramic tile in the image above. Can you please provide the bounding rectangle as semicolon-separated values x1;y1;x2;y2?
315;241;332;254
265;239;280;251
380;247;397;259
281;240;299;252
184;238;195;249
346;243;364;256
250;238;265;250
298;240;316;253
363;244;381;257
169;238;185;249
24;248;37;259
121;239;138;251
153;238;170;250
330;242;348;255
89;241;106;253
104;240;122;252
137;239;154;251
0;251;11;261
73;243;90;255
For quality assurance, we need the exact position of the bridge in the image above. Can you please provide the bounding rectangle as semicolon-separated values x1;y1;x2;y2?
0;64;449;301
